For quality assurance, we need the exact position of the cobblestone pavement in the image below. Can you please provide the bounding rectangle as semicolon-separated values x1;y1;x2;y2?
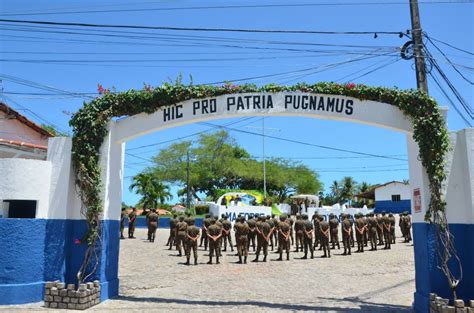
2;227;415;312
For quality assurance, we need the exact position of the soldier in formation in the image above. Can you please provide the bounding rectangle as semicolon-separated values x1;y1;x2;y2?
276;214;291;261
341;213;352;256
167;214;177;250
329;214;340;250
175;216;188;257
207;219;222;264
294;214;304;252
128;208;137;239
234;216;250;263
253;215;272;262
247;217;257;252
399;211;412;243
381;211;392;250
354;213;366;253
221;215;234;252
302;214;314;259
120;208;127;239
146;209;159;243
185;218;200;265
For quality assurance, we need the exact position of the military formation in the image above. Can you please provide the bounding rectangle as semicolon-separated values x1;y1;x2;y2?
159;211;413;265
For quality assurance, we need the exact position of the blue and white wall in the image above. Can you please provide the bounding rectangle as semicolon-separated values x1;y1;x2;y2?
409;128;474;312
374;181;411;213
0;137;122;304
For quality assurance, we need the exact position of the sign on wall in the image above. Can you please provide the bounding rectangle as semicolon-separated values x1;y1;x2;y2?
413;188;421;213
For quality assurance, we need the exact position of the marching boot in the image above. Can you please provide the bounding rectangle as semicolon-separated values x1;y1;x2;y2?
263;255;267;262
238;256;242;264
216;256;220;264
244;256;247;264
311;252;314;259
185;257;190;266
207;256;213;264
286;251;290;261
302;253;308;259
194;257;198;265
252;255;259;262
277;252;283;261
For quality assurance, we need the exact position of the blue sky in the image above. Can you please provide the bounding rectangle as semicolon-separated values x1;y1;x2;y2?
1;0;472;206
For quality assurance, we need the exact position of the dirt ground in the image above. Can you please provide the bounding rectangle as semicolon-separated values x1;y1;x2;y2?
2;225;415;312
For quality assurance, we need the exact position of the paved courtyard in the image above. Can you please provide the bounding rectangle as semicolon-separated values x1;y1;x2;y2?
2;226;415;312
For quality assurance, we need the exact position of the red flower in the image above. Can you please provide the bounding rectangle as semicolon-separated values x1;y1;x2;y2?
346;83;356;89
97;84;106;94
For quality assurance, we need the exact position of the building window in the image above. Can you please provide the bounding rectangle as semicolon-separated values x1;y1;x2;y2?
391;195;401;202
1;200;37;218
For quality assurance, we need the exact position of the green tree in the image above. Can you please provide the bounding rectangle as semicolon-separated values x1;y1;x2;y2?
150;130;322;202
129;172;172;210
340;176;357;204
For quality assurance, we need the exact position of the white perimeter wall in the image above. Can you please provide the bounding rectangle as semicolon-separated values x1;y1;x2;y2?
375;182;411;201
0;158;52;218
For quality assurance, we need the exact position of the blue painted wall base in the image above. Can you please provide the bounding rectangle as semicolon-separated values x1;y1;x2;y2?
0;218;120;305
412;222;473;312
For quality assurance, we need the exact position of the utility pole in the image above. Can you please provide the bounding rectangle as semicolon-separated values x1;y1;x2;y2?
409;0;429;93
186;150;191;210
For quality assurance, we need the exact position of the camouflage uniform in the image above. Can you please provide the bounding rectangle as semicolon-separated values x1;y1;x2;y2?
329;214;340;250
302;214;314;259
341;214;352;255
312;214;320;249
368;213;378;251
215;217;224;256
221;216;234;252
200;215;212;250
247;218;257;252
319;216;331;258
207;219;222;264
362;214;369;247
234;217;250;263
266;216;275;251
277;215;291;261
175;216;188;256
128;209;137;238
147;211;159;243
381;212;391;250
294;215;304;252
185;218;200;265
120;210;127;239
389;213;396;244
376;214;385;246
287;215;295;246
354;213;366;253
253;216;271;262
167;214;178;250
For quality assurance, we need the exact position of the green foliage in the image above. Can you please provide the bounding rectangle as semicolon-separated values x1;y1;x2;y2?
129;171;172;209
70;81;449;257
150;130;320;202
41;124;70;137
194;205;209;215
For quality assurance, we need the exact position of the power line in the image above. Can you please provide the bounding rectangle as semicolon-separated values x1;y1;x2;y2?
200;122;408;161
1;1;472;16
0;18;407;36
427;35;474;56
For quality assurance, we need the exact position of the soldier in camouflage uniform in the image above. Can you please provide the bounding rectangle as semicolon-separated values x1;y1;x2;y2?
329;214;340;250
167;214;177;249
253;216;272;262
312;213;320;250
376;213;385;246
287;215;295;246
147;209;159;243
349;214;355;248
276;214;291;261
221;215;234;252
294;214;304;252
234;216;250;263
362;214;369;247
341;213;352;255
128;208;137;239
215;216;224;256
302;214;314;259
368;213;378;251
271;214;279;250
354;213;366;253
247;217;257;252
266;215;275;251
120;208;127;239
207;219;222;264
175;216;188;257
185;218;200;265
200;214;211;250
382;211;391;250
319;215;331;258
389;213;396;244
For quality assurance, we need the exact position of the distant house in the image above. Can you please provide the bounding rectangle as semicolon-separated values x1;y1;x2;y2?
357;181;411;214
0;102;54;160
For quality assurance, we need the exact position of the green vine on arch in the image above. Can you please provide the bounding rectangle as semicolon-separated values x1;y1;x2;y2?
69;81;450;282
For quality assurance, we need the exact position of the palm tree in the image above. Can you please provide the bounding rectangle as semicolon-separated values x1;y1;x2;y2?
129;172;172;210
340;176;357;205
330;180;341;204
